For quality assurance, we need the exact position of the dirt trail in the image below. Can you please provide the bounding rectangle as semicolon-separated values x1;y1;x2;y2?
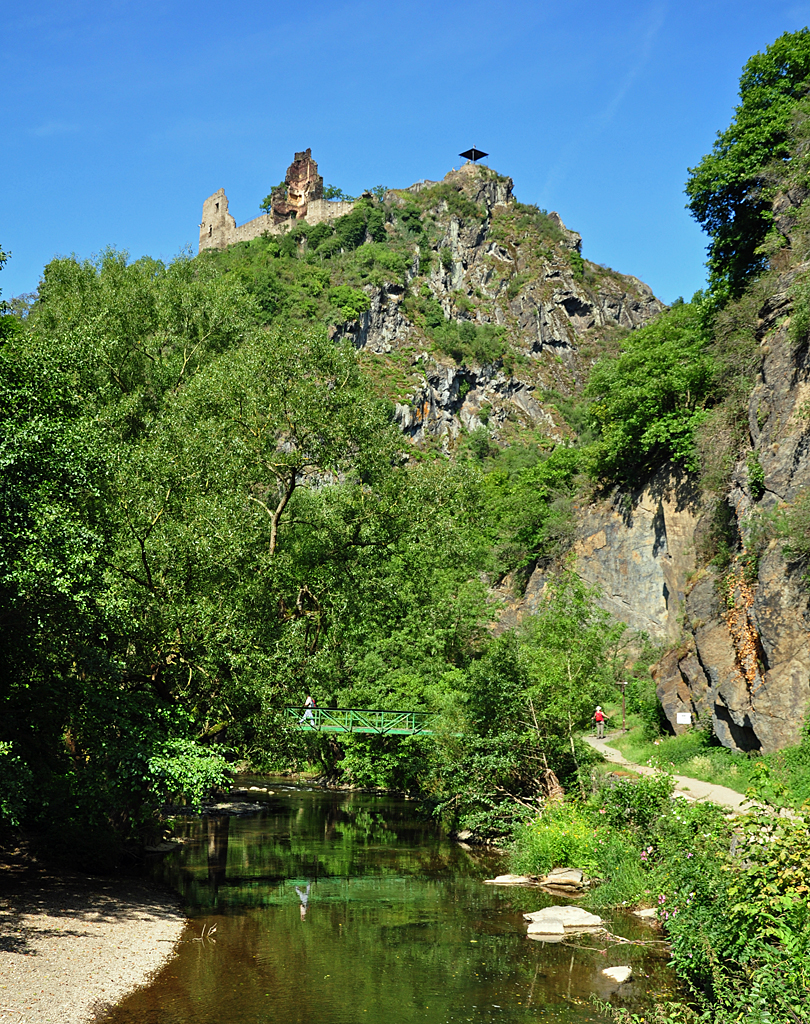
583;732;759;814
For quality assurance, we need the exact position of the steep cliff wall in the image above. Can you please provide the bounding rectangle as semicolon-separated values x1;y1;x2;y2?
654;269;810;754
496;469;700;640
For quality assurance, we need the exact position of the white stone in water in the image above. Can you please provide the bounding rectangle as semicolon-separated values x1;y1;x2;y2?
526;918;565;936
602;966;633;984
483;874;535;886
523;906;602;929
633;908;658;919
541;867;584;887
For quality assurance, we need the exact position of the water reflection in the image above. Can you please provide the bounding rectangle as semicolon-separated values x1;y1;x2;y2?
104;782;681;1024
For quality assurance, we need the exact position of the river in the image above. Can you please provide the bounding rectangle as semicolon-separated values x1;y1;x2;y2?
104;780;680;1023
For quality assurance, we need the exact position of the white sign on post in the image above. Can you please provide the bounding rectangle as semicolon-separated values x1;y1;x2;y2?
676;712;692;725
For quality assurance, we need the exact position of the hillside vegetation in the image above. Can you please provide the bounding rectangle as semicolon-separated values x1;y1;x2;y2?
3;25;810;1024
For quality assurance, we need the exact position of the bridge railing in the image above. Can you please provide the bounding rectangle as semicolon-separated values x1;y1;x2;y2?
284;707;436;735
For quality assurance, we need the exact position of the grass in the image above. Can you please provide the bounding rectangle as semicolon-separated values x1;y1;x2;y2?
597;707;810;809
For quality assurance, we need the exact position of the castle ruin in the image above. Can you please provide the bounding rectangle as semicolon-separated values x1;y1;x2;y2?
199;149;355;252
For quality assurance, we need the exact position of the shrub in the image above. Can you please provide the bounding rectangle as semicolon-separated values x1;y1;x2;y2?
625;673;668;739
432;320;508;366
597;771;674;831
329;285;370;321
511;802;604;875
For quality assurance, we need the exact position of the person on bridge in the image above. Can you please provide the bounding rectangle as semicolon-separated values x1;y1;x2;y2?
301;694;316;724
593;706;605;739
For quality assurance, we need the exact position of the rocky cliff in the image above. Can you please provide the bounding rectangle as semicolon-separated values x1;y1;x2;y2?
653;267;810;754
496;468;700;640
499;261;810;756
335;163;664;446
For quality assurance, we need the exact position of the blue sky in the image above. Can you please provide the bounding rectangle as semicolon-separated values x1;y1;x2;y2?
4;0;810;304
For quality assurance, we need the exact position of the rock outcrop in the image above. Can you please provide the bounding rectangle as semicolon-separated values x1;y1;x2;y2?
654;269;810;752
336;163;664;446
498;468;700;641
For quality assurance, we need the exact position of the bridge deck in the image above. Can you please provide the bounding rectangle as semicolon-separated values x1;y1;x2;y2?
285;707;435;736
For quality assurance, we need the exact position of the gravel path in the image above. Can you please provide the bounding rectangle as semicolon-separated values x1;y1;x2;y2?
0;873;185;1024
583;732;759;813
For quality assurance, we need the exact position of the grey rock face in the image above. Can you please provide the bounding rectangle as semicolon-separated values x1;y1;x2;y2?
654;272;810;752
337;165;664;445
498;468;700;641
393;362;561;445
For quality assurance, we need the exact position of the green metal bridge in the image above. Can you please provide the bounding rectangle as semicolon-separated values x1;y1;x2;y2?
285;707;436;736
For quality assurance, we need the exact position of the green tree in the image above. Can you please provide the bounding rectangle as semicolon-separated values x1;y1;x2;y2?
323;185;356;202
430;570;624;836
585;301;714;482
0;244;21;342
686;28;810;302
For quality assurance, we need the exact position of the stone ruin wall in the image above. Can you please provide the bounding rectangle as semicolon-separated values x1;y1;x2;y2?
199;148;355;252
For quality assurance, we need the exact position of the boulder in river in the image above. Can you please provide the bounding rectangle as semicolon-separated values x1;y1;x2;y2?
526;917;566;940
538;867;586;893
602;966;633;984
524;906;603;933
483;874;536;886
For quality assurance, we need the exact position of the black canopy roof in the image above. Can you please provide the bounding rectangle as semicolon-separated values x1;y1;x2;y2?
459;147;488;163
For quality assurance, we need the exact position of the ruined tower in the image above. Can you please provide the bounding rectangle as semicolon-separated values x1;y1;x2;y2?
199;149;353;252
270;148;324;223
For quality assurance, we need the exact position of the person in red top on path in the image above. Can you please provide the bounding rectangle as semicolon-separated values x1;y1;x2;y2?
593;706;605;739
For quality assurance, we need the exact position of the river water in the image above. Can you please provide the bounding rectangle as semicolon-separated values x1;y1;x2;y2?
104;781;679;1024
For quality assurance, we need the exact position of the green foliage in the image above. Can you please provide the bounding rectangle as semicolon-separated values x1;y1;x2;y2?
418;181;485;222
585;301;714;482
625;673;668;740
490;202;566;251
203;206;406;330
778;490;810;568
477;443;582;581
597;771;674;831
2;246;505;861
430;571;625;836
336;734;433;792
662;804;810;1023
0;742;32;826
686;28;810;302
146;739;230;809
569;250;585;281
329;284;370;320
511;802;606;874
432;319;510;367
747;451;766;500
323;184;356;201
511;801;647;907
0;244;18;335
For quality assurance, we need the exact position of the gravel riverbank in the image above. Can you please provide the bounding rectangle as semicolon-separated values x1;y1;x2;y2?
0;870;185;1024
